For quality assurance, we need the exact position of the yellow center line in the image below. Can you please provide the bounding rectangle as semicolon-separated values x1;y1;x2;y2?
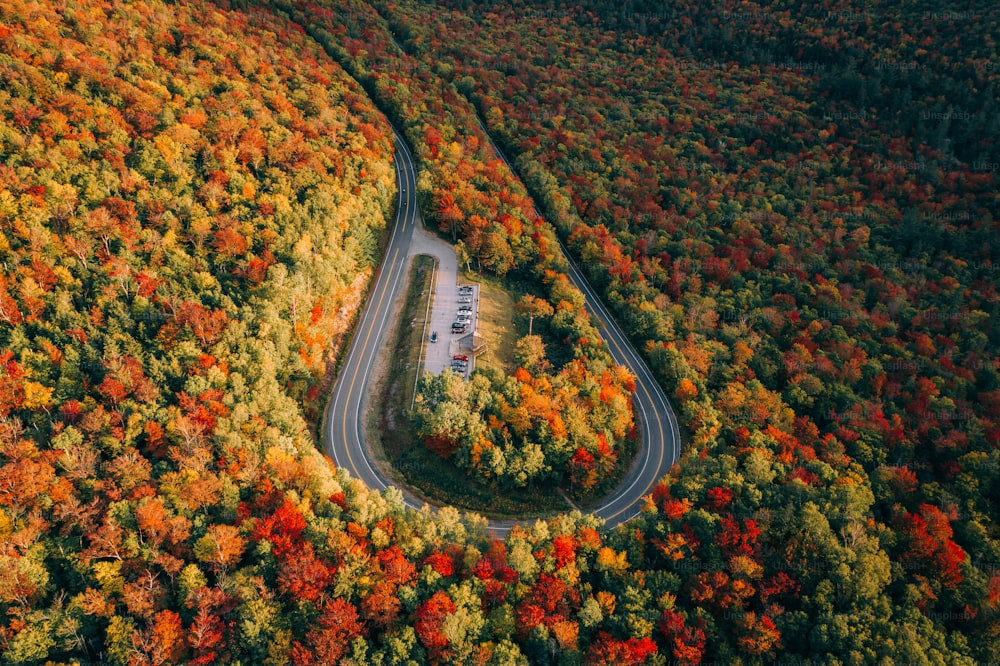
596;316;665;521
340;244;401;480
337;141;410;482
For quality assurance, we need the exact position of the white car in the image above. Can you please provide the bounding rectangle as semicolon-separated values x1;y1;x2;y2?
458;296;473;303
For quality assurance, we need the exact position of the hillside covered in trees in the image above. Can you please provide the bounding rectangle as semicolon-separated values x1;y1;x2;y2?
318;0;1000;661
1;0;998;664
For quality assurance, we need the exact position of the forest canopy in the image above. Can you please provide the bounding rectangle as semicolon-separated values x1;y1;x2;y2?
1;0;998;663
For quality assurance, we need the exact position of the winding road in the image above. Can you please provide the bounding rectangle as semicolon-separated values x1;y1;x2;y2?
324;124;681;529
324;130;426;508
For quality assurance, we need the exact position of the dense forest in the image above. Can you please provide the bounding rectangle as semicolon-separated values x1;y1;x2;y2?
338;0;1000;661
2;0;998;664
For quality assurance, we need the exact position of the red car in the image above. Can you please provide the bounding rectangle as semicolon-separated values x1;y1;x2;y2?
453;355;469;362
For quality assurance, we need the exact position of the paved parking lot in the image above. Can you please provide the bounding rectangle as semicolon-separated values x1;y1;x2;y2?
408;223;478;378
425;282;478;377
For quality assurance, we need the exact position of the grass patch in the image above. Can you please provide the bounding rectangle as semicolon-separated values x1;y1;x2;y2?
467;279;518;375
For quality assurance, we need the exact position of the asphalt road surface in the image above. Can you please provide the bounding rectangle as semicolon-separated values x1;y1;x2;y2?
325;122;681;529
324;129;426;508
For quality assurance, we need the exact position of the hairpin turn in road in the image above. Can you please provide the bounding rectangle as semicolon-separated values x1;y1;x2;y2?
324;126;681;530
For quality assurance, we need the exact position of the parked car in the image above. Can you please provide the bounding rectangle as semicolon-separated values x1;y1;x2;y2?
458;286;473;293
453;355;469;362
451;324;467;333
458;305;473;312
457;296;472;303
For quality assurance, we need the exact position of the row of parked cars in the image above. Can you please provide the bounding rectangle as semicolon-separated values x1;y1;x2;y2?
451;286;475;373
451;285;475;333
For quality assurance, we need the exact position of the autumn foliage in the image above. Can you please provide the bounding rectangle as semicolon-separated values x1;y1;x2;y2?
1;0;998;663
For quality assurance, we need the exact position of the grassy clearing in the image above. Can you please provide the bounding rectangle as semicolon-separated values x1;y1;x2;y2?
467;279;518;374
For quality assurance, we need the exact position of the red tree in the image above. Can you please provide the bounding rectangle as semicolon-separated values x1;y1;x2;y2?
415;591;456;661
900;504;966;588
277;544;332;602
586;631;658;665
658;610;706;664
252;498;307;559
292;598;362;666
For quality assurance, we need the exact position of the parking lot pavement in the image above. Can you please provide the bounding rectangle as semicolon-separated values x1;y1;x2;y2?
409;223;478;378
424;281;478;377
